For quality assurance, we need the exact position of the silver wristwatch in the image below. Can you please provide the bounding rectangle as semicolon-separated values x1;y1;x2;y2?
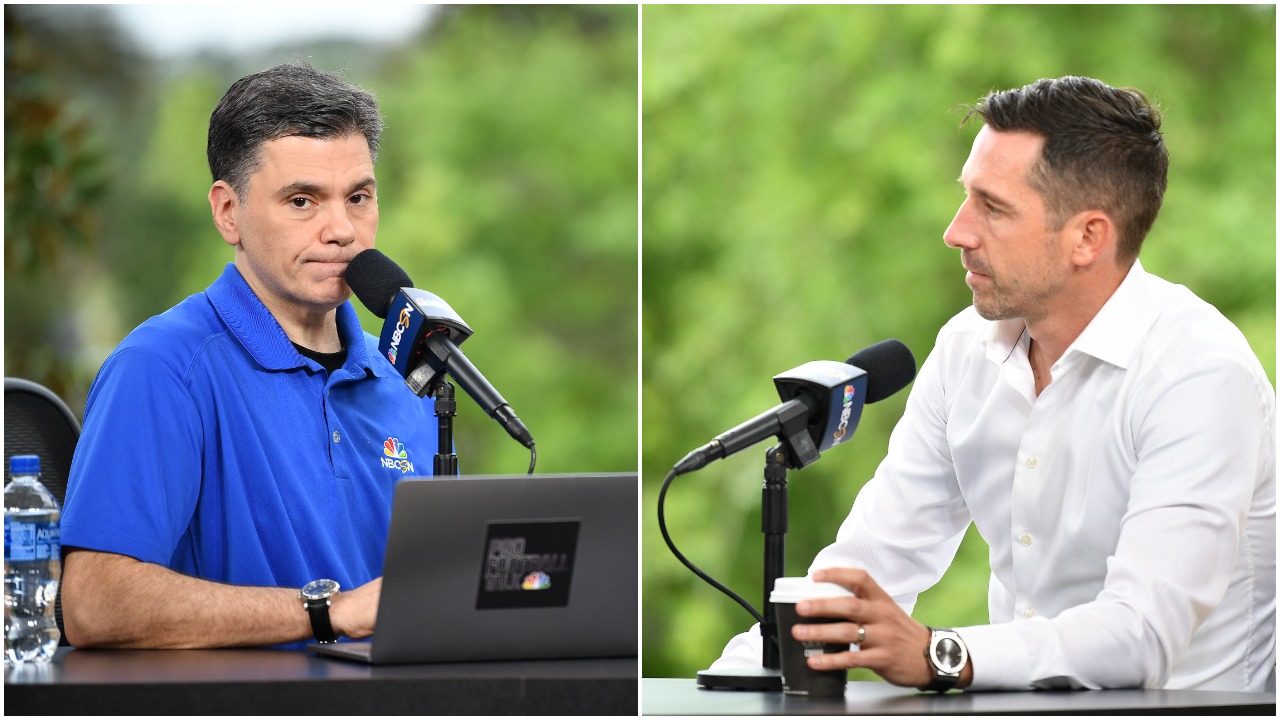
922;627;968;692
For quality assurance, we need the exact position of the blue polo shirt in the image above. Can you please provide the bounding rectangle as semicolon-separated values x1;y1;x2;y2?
63;263;438;595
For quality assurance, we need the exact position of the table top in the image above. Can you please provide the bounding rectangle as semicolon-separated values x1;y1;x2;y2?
6;647;638;715
640;677;1277;716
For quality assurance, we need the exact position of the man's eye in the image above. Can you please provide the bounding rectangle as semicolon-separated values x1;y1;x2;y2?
350;193;370;205
290;197;312;209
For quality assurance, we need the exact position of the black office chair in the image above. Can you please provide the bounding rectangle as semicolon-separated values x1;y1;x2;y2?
5;376;82;646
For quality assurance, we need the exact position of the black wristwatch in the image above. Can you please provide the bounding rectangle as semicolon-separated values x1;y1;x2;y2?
921;627;968;692
300;578;341;644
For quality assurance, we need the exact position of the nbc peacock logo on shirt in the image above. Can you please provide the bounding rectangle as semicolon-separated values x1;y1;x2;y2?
381;437;415;474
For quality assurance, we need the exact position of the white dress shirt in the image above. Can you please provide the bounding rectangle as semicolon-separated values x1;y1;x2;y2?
712;261;1276;691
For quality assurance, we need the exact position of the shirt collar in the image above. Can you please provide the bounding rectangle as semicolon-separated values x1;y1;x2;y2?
983;260;1156;370
206;262;383;378
336;300;389;380
1064;259;1155;370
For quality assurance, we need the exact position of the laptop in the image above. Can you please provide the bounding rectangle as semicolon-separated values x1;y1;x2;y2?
311;472;638;665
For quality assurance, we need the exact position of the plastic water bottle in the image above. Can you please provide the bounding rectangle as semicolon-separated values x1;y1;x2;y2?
4;455;61;664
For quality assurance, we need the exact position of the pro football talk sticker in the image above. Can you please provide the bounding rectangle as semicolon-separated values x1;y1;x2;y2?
476;520;580;610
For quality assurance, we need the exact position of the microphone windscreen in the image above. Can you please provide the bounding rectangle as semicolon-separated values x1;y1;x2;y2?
345;249;413;319
845;339;917;403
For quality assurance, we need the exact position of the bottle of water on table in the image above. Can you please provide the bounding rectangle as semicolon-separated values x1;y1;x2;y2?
4;455;61;664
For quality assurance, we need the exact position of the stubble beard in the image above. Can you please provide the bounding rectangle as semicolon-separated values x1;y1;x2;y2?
970;271;1065;323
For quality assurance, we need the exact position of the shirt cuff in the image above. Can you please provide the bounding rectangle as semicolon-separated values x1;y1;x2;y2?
956;622;1034;691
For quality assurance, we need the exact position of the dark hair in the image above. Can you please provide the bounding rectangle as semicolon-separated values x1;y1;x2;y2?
207;62;384;198
964;76;1168;261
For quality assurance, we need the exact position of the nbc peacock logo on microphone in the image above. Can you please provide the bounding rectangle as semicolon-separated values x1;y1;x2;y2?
832;384;857;442
386;304;415;365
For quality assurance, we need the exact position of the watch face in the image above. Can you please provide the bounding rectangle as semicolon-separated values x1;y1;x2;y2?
301;578;340;600
931;634;966;674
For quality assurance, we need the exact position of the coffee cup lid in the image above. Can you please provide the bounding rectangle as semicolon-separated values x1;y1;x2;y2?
770;576;855;603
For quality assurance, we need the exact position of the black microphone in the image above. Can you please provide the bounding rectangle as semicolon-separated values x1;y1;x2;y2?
344;249;534;450
672;339;916;475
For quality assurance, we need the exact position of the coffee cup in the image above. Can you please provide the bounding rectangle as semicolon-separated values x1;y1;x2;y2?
771;576;854;697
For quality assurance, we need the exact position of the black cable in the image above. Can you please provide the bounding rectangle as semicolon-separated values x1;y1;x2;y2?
527;443;536;475
657;466;764;625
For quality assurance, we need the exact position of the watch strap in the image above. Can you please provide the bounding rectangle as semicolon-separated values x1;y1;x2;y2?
304;595;339;644
921;673;960;692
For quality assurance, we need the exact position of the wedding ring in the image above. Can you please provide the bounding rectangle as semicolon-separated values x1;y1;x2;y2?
857;624;866;645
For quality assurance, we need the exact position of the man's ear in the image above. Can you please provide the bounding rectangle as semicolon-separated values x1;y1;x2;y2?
1066;210;1116;268
209;180;241;248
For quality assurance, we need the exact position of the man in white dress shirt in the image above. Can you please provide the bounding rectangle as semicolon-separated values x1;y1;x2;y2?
711;76;1276;692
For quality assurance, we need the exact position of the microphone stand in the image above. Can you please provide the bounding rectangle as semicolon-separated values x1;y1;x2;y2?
433;381;459;476
404;361;459;476
761;443;789;673
695;444;791;691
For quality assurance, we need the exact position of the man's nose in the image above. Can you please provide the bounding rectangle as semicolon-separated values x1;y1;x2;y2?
321;203;356;245
943;198;978;250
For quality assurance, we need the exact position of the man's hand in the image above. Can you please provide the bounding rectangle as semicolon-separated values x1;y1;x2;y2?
330;577;381;640
791;567;971;689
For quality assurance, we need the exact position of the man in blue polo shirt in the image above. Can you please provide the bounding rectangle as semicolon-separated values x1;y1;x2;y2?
60;63;437;648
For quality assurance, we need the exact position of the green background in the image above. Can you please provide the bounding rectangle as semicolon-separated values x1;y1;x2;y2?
6;5;638;477
642;4;1275;681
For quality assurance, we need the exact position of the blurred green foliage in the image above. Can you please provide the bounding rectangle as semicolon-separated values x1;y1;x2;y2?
642;5;1275;681
4;5;638;476
4;7;130;405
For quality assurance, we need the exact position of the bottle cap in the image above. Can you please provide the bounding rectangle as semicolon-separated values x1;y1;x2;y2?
9;455;40;475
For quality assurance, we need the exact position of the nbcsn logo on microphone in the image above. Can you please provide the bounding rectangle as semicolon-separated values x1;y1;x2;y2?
832;384;857;443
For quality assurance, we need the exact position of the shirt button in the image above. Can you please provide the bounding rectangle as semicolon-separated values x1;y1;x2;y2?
1020;532;1033;546
332;431;341;443
1023;607;1037;619
1026;455;1038;468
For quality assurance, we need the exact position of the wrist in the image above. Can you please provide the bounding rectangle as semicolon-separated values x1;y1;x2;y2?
327;587;355;638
